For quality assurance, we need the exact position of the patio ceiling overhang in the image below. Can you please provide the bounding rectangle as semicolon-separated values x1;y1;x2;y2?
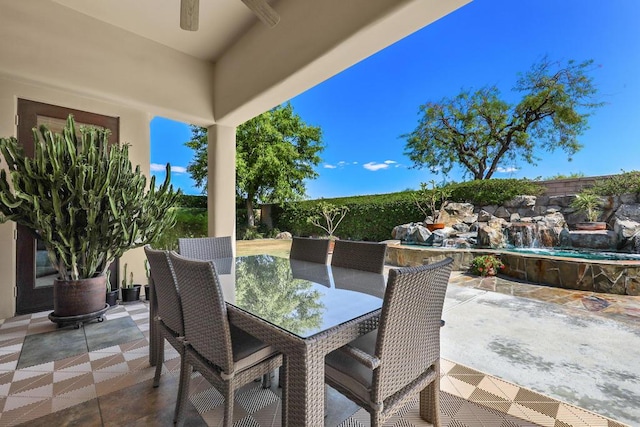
0;0;470;320
0;0;470;127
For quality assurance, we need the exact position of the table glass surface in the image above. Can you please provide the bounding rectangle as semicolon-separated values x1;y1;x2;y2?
214;255;385;339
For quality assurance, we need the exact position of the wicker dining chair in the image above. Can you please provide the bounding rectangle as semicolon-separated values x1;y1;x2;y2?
178;236;233;259
330;240;388;274
143;245;187;423
168;252;284;427
325;257;453;427
289;236;331;263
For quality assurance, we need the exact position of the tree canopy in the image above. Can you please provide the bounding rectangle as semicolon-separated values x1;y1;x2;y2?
185;103;324;226
403;57;603;180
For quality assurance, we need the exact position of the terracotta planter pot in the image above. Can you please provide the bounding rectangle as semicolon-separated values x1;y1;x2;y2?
575;222;607;231
426;223;445;232
53;275;107;317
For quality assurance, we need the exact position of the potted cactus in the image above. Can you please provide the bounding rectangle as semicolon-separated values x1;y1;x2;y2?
0;115;180;324
120;263;141;302
106;270;119;307
143;259;151;301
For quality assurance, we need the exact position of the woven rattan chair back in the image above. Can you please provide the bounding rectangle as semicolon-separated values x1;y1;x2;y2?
330;240;387;273
373;257;453;404
289;236;330;263
168;251;234;374
144;246;183;336
178;236;233;260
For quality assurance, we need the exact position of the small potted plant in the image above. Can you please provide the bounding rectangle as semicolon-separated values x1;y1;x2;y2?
469;255;505;277
414;180;451;231
120;263;141;302
105;270;118;307
307;201;349;252
570;192;606;230
143;259;151;301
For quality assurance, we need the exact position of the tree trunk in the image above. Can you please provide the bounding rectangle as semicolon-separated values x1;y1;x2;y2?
246;198;255;227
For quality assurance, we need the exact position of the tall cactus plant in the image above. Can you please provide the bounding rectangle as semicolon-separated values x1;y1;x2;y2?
0;115;181;281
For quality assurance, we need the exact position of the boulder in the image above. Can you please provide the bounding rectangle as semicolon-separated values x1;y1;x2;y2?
504;195;536;209
539;212;567;228
477;209;493;222
426;227;454;246
392;223;432;244
493;206;511;219
613;218;640;239
614;203;640;222
569;230;617;250
275;231;292;239
547;195;574;208
479;205;498;215
439;202;475;226
477;218;507;248
408;225;432;244
452;223;471;233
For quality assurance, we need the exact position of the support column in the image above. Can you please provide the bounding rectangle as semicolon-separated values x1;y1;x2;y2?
207;124;236;250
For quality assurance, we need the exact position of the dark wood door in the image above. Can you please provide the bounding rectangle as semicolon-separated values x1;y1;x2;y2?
15;99;120;314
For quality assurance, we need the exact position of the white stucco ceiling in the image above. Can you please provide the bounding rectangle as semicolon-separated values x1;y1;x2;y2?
52;0;274;61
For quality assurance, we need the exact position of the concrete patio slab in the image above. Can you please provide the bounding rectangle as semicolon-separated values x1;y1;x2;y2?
441;283;640;425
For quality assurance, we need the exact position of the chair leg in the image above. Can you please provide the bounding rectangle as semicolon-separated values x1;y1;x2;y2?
174;358;192;426
153;335;164;388
261;372;272;388
223;385;234;427
419;363;441;427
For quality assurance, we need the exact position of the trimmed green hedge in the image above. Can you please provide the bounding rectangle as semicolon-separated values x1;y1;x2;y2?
273;192;422;242
273;179;544;241
171;179;546;242
176;194;207;208
447;179;544;206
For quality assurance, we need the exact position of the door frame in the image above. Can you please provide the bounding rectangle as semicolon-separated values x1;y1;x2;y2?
15;99;120;314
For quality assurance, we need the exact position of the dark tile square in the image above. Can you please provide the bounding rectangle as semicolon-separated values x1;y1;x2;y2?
18;326;86;369
84;316;144;352
17;317;144;369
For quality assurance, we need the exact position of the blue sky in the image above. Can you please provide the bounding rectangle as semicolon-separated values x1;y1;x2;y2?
151;0;640;199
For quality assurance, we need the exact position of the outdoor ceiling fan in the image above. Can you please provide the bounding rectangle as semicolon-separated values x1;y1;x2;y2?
180;0;280;31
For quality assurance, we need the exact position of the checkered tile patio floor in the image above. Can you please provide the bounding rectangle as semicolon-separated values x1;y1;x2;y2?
0;301;628;426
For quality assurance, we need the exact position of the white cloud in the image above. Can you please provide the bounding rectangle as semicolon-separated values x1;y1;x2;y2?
337;161;349;167
363;162;390;171
324;164;337;169
384;160;397;165
497;166;519;173
151;163;187;174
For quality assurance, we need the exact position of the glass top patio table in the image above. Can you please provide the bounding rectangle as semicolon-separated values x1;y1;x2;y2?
214;254;386;338
213;254;386;426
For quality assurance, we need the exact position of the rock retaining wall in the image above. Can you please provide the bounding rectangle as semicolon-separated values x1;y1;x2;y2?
385;243;640;296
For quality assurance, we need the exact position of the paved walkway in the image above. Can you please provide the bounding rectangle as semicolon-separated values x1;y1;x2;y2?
442;272;640;426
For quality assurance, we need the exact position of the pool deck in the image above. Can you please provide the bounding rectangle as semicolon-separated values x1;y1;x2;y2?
438;271;640;426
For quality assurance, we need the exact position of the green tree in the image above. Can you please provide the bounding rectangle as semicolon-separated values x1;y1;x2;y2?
185;103;324;226
403;57;603;180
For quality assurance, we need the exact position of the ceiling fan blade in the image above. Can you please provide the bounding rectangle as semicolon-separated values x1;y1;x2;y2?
180;0;199;31
240;0;280;28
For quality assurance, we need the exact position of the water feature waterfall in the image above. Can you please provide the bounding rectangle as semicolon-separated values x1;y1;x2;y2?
505;223;540;248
